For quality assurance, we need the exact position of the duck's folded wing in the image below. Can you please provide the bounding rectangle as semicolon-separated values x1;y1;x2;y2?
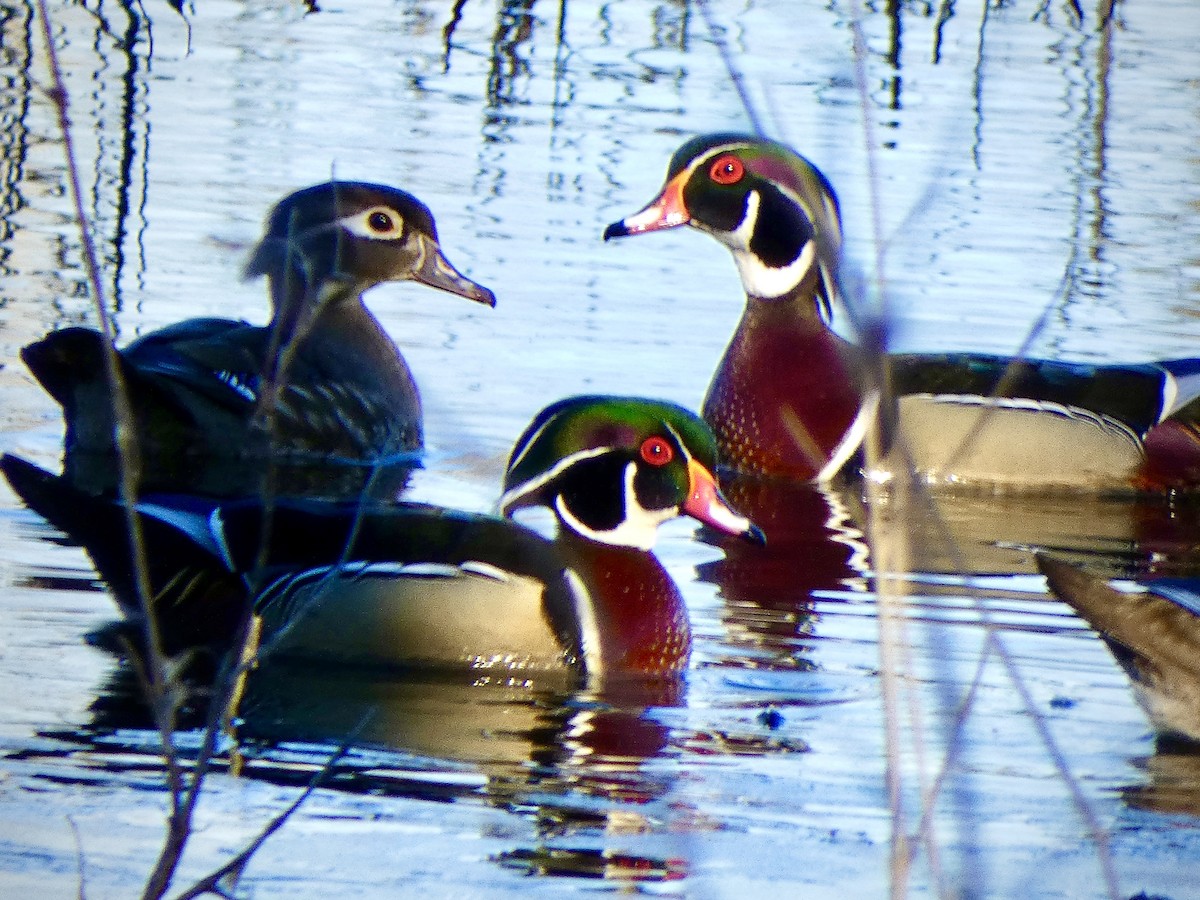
124;319;267;414
890;353;1173;436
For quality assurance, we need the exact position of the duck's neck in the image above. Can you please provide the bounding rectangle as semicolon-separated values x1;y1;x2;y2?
266;269;403;372
555;531;690;677
266;265;352;349
703;283;863;479
259;269;419;440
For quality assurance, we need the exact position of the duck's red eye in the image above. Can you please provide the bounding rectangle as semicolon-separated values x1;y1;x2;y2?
640;435;674;466
709;155;744;185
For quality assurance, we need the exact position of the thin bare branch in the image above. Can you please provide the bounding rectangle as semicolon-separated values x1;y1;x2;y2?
34;0;186;813
170;711;375;900
67;814;88;900
696;0;764;137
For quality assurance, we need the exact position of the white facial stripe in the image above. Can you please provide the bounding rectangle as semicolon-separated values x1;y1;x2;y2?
689;144;836;301
724;188;760;251
706;183;823;300
554;462;675;551
499;445;612;515
686;140;755;181
695;142;838;242
661;421;689;461
505;414;560;475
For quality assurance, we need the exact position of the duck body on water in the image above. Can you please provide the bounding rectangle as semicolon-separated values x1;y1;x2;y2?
22;181;495;499
604;133;1200;492
3;396;762;680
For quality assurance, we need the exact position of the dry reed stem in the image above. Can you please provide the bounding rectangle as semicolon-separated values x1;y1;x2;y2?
34;0;187;825
34;4;372;897
838;5;1122;895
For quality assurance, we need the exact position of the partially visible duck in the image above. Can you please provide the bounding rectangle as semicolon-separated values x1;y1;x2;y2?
1;396;763;679
1038;554;1200;743
22;181;495;498
603;133;1200;491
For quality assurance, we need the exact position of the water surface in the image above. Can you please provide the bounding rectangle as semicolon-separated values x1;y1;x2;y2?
2;1;1200;897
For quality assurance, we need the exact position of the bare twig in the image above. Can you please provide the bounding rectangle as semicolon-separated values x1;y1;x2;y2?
67;814;88;900
696;0;764;137
34;0;185;812
170;711;375;900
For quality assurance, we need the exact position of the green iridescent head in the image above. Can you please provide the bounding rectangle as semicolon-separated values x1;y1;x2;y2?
499;396;761;551
604;133;842;309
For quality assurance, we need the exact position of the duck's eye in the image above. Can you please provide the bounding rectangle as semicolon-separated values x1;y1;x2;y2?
709;154;745;186
368;210;394;233
340;206;406;239
640;435;674;466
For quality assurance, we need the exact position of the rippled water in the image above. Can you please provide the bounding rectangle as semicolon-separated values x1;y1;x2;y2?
3;1;1200;897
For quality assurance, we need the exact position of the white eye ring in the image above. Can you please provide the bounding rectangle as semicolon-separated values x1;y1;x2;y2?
339;206;405;240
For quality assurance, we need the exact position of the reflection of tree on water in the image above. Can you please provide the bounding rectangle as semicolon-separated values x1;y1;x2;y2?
3;0;154;322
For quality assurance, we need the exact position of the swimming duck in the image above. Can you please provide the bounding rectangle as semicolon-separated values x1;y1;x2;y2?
1038;554;1200;743
1;396;762;678
22;181;495;498
603;133;1200;491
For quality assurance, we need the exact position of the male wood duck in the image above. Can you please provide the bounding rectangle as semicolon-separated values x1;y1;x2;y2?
1;397;763;678
1038;554;1200;743
603;133;1200;492
22;181;495;498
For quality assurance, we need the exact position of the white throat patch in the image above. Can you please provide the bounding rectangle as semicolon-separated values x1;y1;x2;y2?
722;190;818;300
554;461;675;551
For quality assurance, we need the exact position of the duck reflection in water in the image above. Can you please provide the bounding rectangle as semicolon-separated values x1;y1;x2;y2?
73;659;686;809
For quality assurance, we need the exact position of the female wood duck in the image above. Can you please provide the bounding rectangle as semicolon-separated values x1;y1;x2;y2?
603;133;1200;492
1;397;763;678
1038;554;1200;743
22;181;495;498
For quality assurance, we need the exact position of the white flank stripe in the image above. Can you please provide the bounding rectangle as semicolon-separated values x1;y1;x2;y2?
915;393;1141;442
817;392;877;483
564;567;603;677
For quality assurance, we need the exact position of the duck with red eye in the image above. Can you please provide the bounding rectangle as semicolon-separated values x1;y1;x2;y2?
499;396;765;675
22;181;496;499
606;134;855;482
2;397;763;681
605;133;1200;492
504;406;757;549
